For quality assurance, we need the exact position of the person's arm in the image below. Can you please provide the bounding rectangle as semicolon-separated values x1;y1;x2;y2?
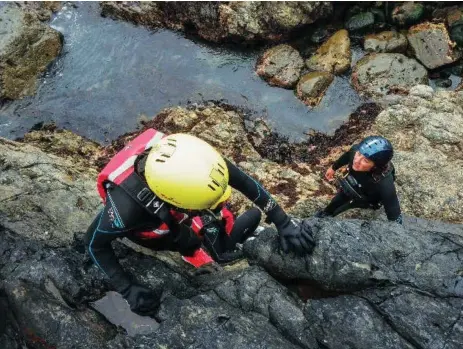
378;177;403;224
225;158;279;215
225;158;315;254
85;211;132;291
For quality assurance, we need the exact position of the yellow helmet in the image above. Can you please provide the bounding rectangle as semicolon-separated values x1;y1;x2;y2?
145;133;231;210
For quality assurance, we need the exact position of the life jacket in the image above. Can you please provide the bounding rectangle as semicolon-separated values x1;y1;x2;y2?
97;128;224;267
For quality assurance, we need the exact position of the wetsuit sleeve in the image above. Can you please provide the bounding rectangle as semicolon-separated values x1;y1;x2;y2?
225;158;288;226
85;209;132;291
378;177;403;224
332;147;355;170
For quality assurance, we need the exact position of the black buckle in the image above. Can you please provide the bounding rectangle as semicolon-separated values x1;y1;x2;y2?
137;187;155;205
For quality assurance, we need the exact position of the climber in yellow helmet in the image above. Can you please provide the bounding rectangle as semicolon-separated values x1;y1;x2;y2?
85;129;315;316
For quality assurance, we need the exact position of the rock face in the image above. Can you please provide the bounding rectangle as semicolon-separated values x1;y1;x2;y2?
364;31;408;53
0;138;100;247
100;1;333;43
0;4;62;100
372;87;463;223
256;44;304;88
296;71;334;107
407;22;461;69
351;53;428;100
244;218;463;349
306;29;351;75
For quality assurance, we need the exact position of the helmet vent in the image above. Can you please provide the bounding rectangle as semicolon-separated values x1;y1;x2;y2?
155;159;165;163
211;179;220;187
208;184;216;191
217;163;225;170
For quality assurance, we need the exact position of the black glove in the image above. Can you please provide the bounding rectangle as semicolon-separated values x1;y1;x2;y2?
120;283;161;316
170;223;202;257
267;206;315;255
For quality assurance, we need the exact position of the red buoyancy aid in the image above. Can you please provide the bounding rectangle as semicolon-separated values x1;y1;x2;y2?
97;128;215;267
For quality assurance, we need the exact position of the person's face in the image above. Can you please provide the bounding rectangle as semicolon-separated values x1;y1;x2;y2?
352;151;375;172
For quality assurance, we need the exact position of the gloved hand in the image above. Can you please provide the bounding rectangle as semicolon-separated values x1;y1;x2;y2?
277;217;315;255
170;223;202;257
120;283;161;316
267;206;315;255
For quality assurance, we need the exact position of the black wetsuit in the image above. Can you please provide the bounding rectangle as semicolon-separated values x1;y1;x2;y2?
323;145;402;223
85;158;276;290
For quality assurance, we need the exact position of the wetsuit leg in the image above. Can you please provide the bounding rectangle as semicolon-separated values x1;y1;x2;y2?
323;191;352;216
224;207;261;250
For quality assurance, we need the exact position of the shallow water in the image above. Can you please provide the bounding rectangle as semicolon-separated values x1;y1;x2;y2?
0;2;365;143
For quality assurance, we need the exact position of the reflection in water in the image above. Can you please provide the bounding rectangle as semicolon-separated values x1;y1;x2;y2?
0;2;364;143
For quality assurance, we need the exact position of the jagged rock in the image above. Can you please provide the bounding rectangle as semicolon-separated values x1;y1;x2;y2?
296;71;334;107
372;89;463;223
345;12;375;32
351;53;428;100
392;2;424;26
100;2;333;43
256;44;304;89
0;138;100;246
364;31;408;53
407;22;461;69
0;4;62;100
306;29;351;75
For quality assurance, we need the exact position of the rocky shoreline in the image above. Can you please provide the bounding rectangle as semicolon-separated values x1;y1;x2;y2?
0;2;463;349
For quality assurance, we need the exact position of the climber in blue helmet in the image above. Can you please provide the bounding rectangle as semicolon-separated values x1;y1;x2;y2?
316;135;403;224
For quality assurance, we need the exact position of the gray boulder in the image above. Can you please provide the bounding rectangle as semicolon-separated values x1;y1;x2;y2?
256;44;304;88
296;71;334;107
407;22;461;69
351;53;428;100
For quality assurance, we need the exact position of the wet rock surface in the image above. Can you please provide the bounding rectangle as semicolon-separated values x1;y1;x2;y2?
364;31;408;53
256;44;304;88
100;1;333;44
296;71;334;107
305;29;351;75
352;53;428;100
0;4;62;100
407;22;461;69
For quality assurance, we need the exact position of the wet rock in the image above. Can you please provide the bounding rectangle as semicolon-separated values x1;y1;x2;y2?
296;71;334;107
345;12;375;32
435;78;453;88
256;44;304;89
392;2;424;26
100;2;333;44
351;53;428;100
407;22;461;69
306;29;351;75
450;23;463;47
364;31;408;53
4;280;115;349
0;138;100;246
372;88;463;222
310;26;329;44
244;219;463;295
305;296;415;349
0;4;62;100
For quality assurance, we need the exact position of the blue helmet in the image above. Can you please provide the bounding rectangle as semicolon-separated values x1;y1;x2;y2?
358;136;393;167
